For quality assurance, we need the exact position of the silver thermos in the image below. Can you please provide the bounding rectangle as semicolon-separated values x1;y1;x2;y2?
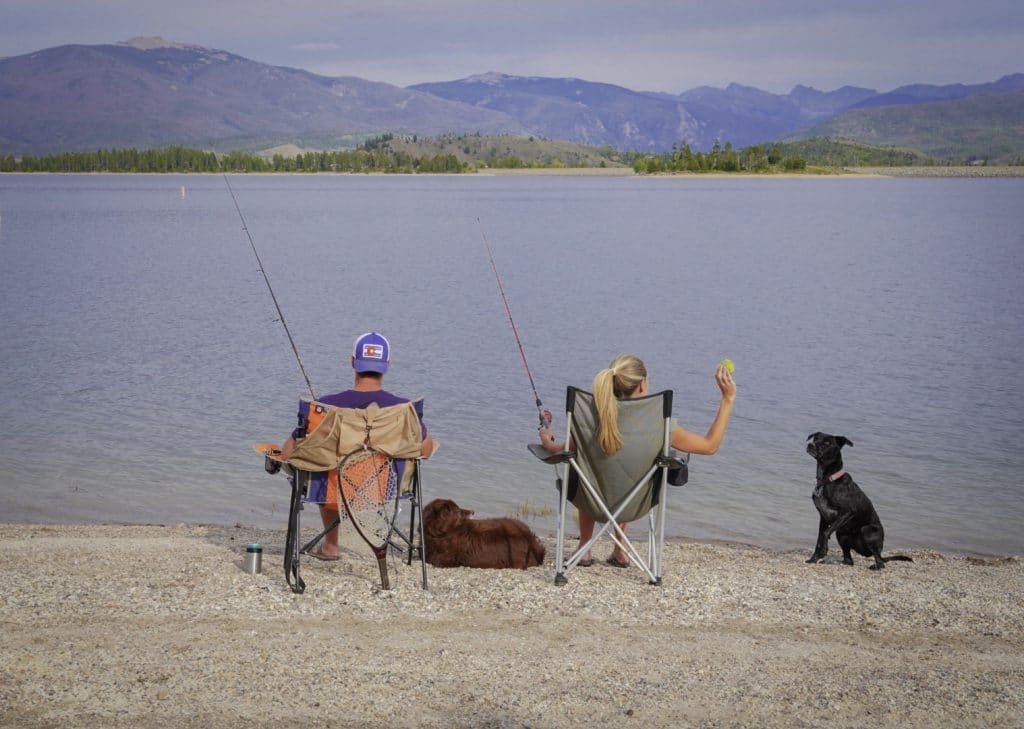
243;543;263;574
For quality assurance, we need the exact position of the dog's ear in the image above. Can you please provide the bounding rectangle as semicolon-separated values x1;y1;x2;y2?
837;436;853;448
436;502;463;529
429;500;456;521
807;432;821;441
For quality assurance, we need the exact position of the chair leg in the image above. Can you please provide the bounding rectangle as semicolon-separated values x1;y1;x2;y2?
404;497;415;566
386;472;429;590
651;479;668;586
648;517;662;586
414;476;428;590
405;480;420;567
554;472;569;585
284;476;306;594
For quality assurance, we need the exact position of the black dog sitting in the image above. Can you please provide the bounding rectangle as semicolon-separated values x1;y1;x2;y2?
806;432;912;570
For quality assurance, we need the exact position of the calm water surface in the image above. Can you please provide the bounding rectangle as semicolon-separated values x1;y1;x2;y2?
1;173;1022;556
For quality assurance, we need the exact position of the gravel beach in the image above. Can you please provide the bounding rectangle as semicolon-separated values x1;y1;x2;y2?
1;522;1021;728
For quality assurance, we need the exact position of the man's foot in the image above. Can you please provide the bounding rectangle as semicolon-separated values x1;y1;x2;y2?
309;548;340;561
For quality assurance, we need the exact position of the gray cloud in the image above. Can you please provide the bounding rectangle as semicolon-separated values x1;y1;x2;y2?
2;0;1021;93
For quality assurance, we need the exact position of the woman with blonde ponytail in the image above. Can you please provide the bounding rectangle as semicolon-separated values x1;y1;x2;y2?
592;354;649;456
539;354;736;567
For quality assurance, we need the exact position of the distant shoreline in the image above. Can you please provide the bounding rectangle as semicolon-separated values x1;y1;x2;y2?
841;165;1024;178
646;166;1024;179
2;166;1022;178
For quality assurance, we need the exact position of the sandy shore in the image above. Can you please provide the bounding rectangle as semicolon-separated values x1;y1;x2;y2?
1;522;1021;728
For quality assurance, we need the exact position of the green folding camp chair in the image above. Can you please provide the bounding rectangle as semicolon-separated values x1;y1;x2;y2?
530;386;686;586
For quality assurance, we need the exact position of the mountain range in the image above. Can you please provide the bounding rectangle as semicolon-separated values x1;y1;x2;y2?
1;37;1022;162
0;39;525;154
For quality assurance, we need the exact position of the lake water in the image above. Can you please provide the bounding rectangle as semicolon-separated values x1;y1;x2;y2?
1;173;1022;556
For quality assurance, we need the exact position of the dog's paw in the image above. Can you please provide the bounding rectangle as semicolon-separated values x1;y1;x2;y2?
869;562;885;570
806;555;823;564
842;557;854;566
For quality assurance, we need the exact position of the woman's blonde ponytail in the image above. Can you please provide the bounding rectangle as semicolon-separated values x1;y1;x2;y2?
593;367;621;455
593;354;647;455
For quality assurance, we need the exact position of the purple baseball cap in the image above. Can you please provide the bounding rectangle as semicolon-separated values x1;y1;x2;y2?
352;331;390;374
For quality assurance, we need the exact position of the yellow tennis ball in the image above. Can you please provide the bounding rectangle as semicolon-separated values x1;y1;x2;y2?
720;358;735;374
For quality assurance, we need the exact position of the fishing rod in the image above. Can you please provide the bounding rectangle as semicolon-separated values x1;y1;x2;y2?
224;174;317;401
478;218;551;430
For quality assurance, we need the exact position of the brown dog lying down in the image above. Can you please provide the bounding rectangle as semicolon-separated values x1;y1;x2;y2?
422;498;546;569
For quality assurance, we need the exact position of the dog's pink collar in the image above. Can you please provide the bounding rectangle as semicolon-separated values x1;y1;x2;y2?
829;470;846;481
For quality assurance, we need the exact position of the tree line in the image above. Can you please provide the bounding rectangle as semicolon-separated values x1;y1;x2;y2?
631;140;807;173
0;144;467;174
7;136;925;175
629;136;948;173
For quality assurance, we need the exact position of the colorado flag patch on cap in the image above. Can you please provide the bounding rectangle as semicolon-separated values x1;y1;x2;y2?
352;331;390;373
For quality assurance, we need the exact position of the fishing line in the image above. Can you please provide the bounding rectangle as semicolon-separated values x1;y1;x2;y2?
224;174;317;401
478;218;550;429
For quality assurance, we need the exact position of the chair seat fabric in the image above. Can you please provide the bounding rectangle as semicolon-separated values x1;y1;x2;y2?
570;390;671;523
286;400;423;471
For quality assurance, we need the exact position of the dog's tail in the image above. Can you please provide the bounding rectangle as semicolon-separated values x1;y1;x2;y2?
882;555;913;563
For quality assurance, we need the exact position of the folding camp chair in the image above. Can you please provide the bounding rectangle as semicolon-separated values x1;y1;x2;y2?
529;386;687;586
262;398;429;593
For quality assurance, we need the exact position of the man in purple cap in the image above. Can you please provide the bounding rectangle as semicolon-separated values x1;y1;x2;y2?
283;331;435;560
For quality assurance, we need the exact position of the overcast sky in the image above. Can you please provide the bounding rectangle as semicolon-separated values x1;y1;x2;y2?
3;1;1022;94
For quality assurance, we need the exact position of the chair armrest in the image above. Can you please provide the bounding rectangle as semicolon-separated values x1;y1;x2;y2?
527;443;574;464
656;449;690;467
